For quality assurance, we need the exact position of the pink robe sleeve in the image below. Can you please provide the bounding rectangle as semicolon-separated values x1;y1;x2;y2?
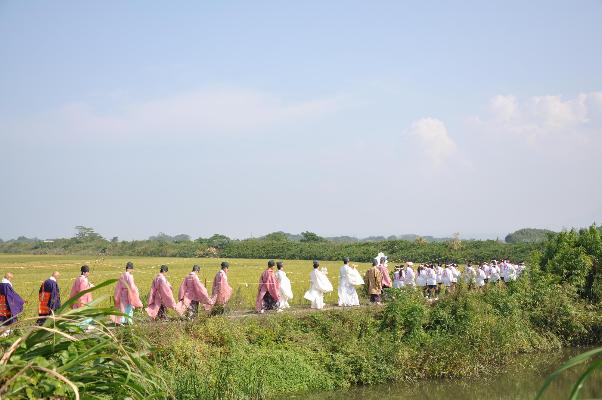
212;271;232;305
378;266;392;287
178;279;185;302
255;270;280;311
113;279;124;308
145;278;159;319
70;277;92;309
267;272;281;300
158;278;179;311
125;273;143;308
191;275;213;307
255;272;267;312
145;275;182;319
175;275;215;314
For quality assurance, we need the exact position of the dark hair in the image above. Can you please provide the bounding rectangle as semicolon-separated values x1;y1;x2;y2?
313;260;319;268
80;265;90;274
343;257;350;264
268;260;275;268
276;261;283;270
160;265;169;273
125;262;134;270
221;261;229;269
192;265;200;272
372;260;378;266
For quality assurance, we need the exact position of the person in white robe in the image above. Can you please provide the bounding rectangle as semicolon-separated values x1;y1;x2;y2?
416;266;427;294
425;265;437;299
450;264;460;288
404;262;416;287
375;252;388;268
490;262;500;284
436;264;444;294
442;265;453;291
338;258;363;306
304;260;333;309
503;262;517;283
392;266;405;289
516;262;525;277
276;261;294;309
476;265;487;289
483;263;491;283
464;263;477;286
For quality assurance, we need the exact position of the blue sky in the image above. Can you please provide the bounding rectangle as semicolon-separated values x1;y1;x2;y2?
1;1;601;240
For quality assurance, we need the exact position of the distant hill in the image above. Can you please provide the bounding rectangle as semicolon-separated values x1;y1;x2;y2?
505;228;555;244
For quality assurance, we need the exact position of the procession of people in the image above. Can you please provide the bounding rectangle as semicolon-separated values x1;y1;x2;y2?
0;254;526;331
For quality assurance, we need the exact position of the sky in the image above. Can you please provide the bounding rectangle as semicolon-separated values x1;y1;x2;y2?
1;1;601;241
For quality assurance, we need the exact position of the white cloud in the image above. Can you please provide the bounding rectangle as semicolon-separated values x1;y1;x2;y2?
490;95;518;122
6;87;347;142
487;92;601;142
409;117;457;167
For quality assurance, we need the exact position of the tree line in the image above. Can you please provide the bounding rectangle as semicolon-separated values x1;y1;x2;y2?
1;225;600;268
0;226;539;263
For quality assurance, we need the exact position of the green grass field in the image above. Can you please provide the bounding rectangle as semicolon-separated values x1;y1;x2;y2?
0;254;374;318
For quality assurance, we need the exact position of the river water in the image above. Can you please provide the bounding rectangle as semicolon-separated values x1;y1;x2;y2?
289;349;602;400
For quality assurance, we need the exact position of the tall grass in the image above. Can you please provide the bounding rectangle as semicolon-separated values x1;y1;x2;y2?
536;346;602;400
0;279;170;399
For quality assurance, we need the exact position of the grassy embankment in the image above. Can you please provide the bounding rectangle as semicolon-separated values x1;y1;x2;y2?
131;266;602;399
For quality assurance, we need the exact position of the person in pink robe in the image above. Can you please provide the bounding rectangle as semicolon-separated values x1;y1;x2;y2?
211;262;233;306
111;262;143;324
145;265;182;320
377;257;392;289
70;265;93;309
255;260;281;313
176;265;214;318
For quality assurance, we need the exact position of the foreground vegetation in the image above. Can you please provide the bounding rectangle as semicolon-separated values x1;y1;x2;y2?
135;268;602;399
0;281;169;399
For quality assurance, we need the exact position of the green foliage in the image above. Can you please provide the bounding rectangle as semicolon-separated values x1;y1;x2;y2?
300;231;326;243
380;289;428;339
505;228;555;243
540;224;602;303
202;234;232;249
74;225;102;241
261;232;289;242
0;280;169;399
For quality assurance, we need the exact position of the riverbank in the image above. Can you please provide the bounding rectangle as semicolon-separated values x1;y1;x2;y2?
132;268;602;399
290;348;602;400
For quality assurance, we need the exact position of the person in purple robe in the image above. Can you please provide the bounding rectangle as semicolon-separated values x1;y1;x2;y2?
37;271;61;325
0;273;25;333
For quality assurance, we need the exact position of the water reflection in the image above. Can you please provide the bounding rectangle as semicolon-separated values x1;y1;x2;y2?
288;349;602;400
